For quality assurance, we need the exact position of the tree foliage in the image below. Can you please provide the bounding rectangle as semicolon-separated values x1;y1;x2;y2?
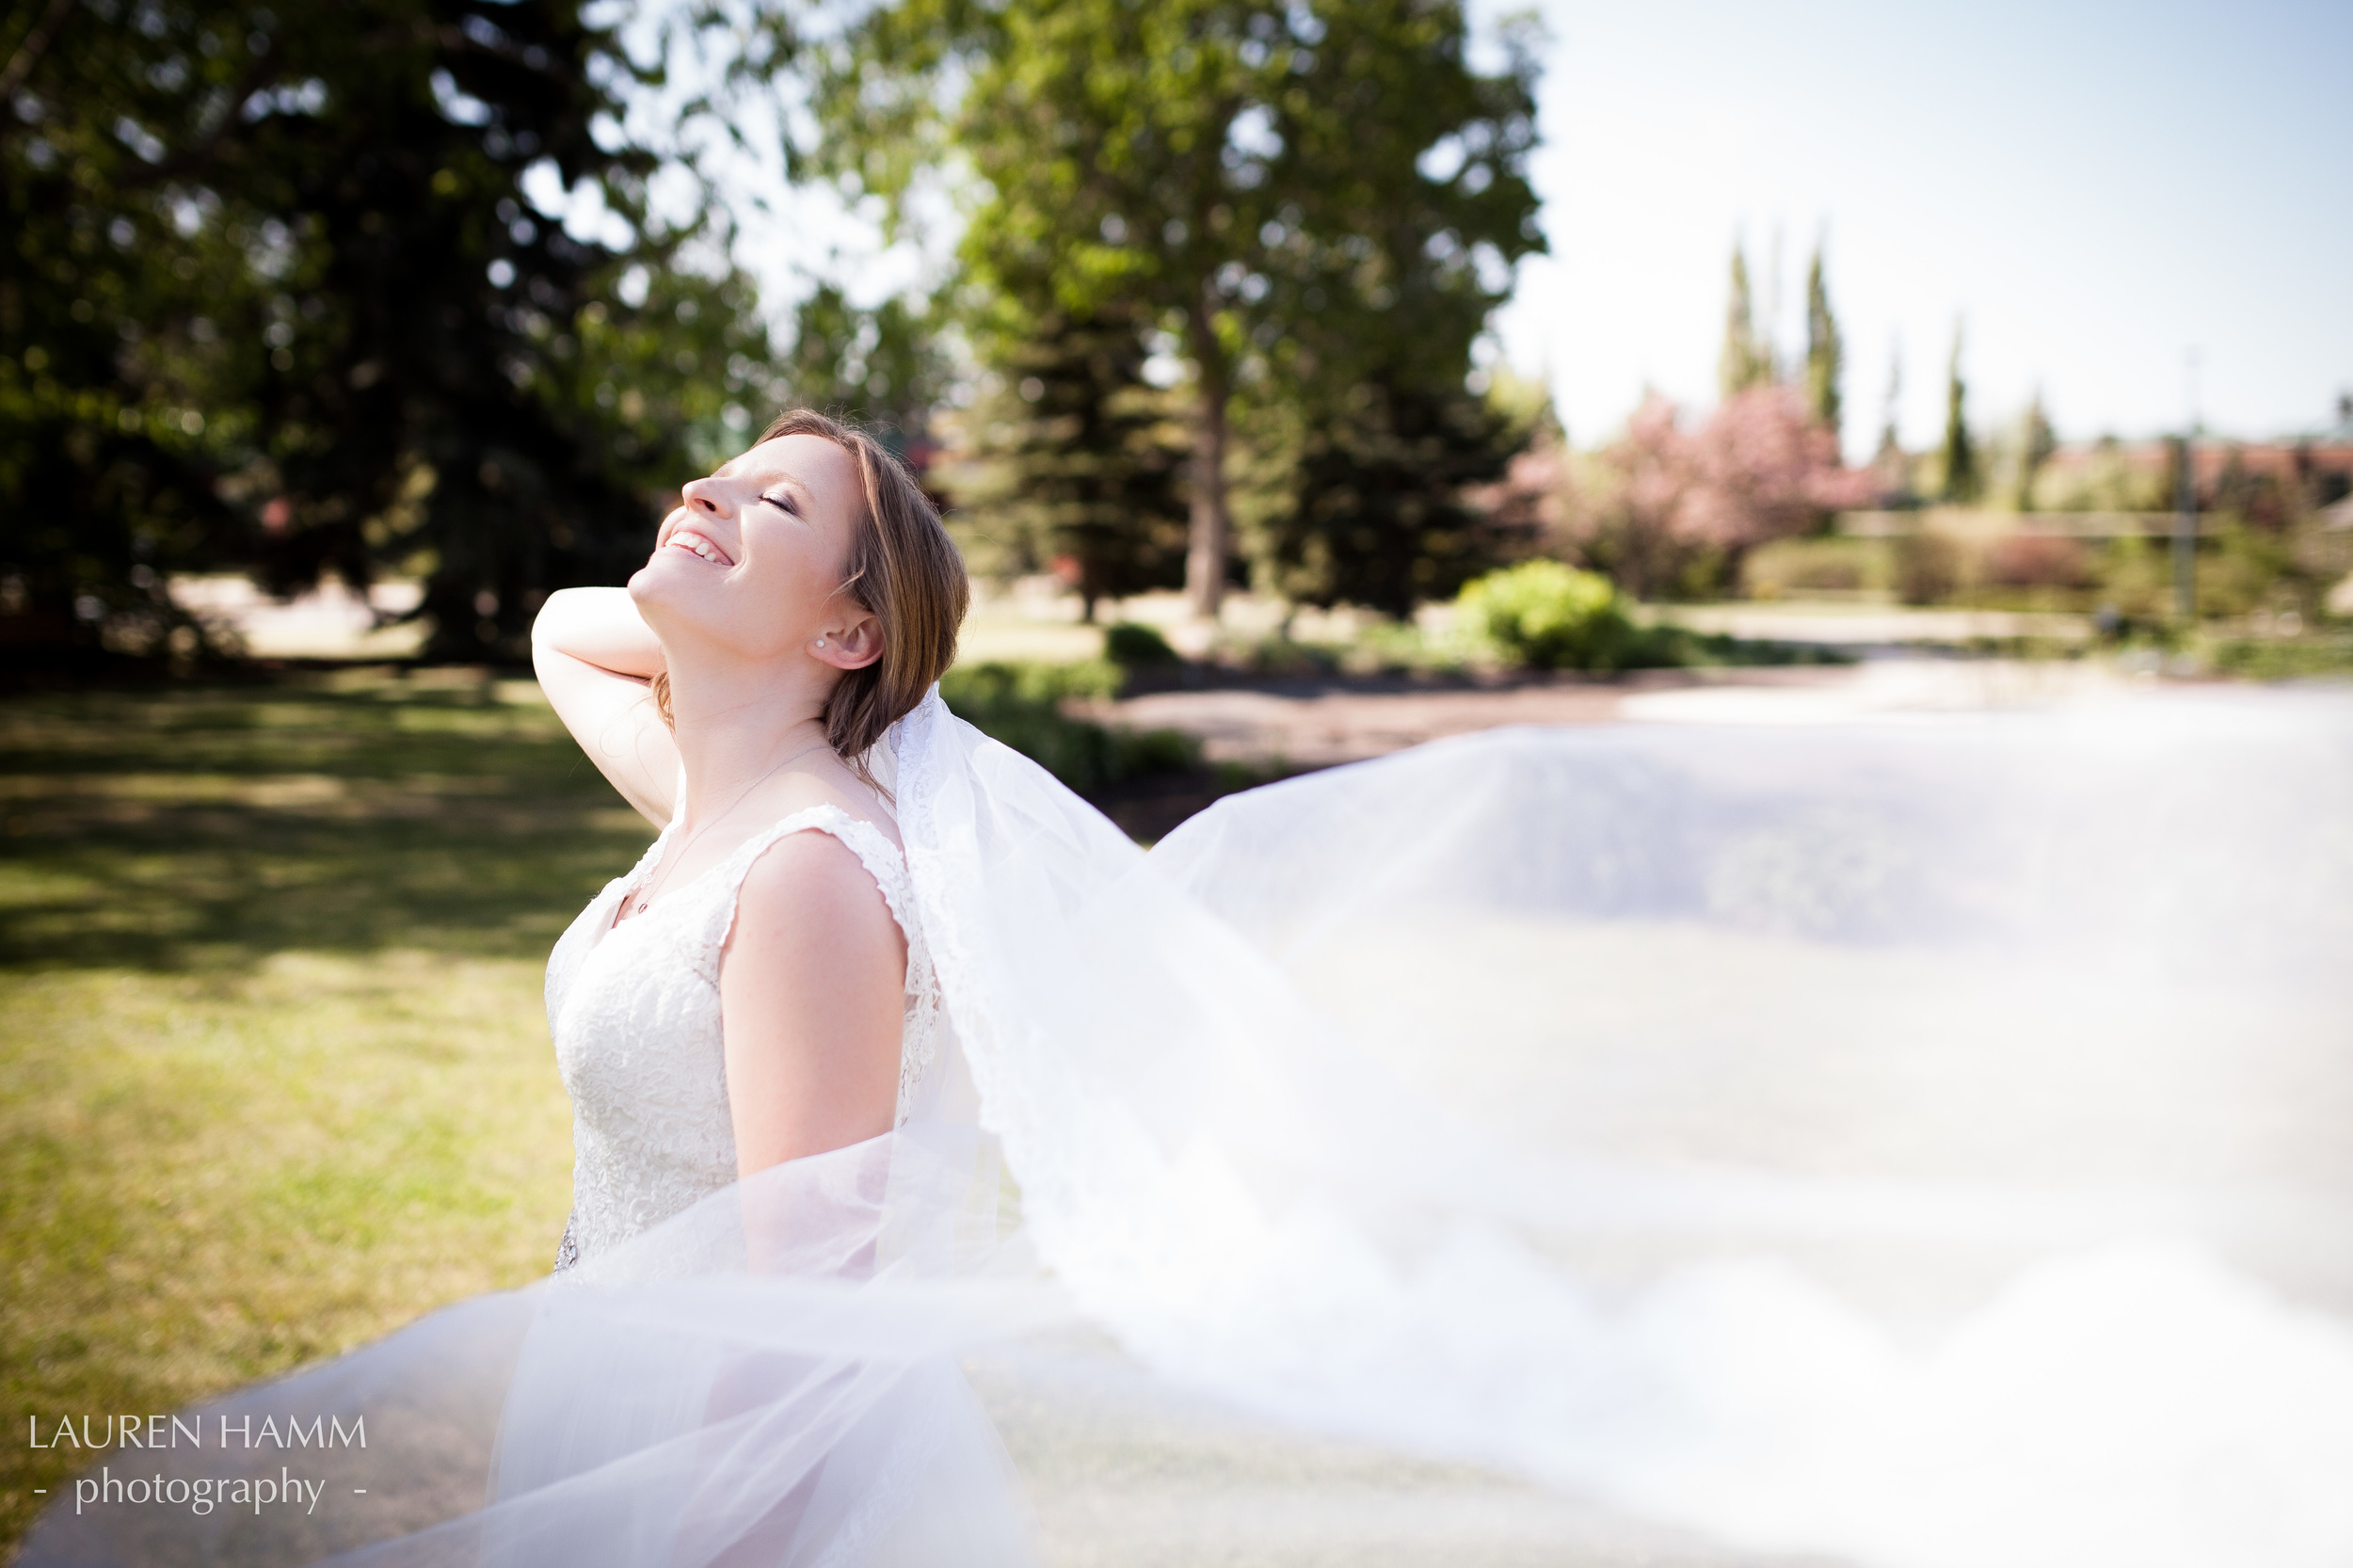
950;303;1189;619
1939;320;1979;504
1249;372;1533;615
2005;388;2057;509
1803;242;1841;437
820;0;1545;618
2;0;787;661
1565;386;1875;599
1718;241;1769;401
772;283;945;455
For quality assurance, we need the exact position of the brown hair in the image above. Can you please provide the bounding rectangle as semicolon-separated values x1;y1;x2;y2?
653;409;968;791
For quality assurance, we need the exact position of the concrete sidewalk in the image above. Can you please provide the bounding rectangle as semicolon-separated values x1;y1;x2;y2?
1095;660;2137;769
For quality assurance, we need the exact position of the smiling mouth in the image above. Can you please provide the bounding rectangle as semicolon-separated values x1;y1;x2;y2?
664;526;734;567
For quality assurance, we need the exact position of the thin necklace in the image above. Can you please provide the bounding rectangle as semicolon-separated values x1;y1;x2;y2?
625;738;832;919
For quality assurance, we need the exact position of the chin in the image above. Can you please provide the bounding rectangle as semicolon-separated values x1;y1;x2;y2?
625;557;708;641
627;549;698;606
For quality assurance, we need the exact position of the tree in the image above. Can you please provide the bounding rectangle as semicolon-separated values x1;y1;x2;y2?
952;304;1189;620
1803;241;1842;437
1871;337;1911;501
773;283;946;456
1250;370;1531;615
821;0;1544;618
1718;241;1769;400
1235;3;1543;616
2;0;787;661
1565;385;1874;599
1938;320;1978;504
3;0;271;656
2008;388;2056;509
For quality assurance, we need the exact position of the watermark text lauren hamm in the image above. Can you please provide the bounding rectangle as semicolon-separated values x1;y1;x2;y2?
28;1414;366;1449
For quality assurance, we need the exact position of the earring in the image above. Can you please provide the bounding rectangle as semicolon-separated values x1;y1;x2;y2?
816;638;826;648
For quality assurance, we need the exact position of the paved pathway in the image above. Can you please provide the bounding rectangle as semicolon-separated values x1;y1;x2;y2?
1095;660;2136;769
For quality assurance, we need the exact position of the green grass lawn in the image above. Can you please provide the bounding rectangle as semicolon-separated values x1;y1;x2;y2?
0;669;655;1554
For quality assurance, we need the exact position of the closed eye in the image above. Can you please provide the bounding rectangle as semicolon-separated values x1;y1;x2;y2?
760;491;801;518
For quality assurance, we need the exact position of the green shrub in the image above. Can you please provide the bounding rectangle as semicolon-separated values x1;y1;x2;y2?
1103;621;1181;668
1458;561;1639;670
938;660;1196;792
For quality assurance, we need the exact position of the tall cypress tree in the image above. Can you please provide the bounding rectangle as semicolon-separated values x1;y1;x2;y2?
1803;243;1842;436
1719;242;1769;400
2009;388;2056;509
1939;321;1979;504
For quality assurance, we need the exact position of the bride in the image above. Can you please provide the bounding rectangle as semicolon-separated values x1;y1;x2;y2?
24;411;2353;1568
527;408;965;1274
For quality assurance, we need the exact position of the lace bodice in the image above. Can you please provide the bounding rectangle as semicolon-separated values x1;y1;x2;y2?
543;804;939;1272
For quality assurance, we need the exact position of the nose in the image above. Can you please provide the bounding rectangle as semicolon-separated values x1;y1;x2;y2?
680;476;732;518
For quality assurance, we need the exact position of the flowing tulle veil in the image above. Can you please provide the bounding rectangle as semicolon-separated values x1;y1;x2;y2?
24;684;2353;1568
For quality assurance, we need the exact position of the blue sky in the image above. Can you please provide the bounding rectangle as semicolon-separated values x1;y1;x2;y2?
1486;0;2353;455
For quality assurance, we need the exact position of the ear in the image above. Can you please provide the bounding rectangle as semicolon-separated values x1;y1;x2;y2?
811;607;884;673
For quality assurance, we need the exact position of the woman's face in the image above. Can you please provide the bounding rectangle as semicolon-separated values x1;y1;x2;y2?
629;432;875;667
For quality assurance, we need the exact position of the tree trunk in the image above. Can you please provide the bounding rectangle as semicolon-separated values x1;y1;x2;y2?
1184;306;1231;621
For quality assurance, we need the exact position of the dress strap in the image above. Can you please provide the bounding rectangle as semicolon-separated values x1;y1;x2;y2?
680;805;916;987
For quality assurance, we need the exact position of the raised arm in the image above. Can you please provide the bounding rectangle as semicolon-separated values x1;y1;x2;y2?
531;587;680;827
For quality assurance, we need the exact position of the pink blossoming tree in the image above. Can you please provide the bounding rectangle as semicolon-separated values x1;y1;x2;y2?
1561;385;1877;599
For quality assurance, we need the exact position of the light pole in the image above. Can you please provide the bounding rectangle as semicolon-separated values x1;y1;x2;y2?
2173;350;2199;623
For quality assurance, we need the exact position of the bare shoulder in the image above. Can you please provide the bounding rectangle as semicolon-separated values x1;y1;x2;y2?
717;759;908;961
728;816;906;961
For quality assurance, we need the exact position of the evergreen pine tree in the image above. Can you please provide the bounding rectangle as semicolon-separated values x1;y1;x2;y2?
1;1;784;661
956;306;1188;622
1254;371;1531;617
1803;244;1843;436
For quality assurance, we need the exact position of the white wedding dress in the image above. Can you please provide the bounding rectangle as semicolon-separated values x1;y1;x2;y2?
24;682;2353;1568
543;803;942;1274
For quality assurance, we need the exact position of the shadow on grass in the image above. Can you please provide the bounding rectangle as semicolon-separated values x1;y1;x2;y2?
0;670;656;973
1;670;617;1553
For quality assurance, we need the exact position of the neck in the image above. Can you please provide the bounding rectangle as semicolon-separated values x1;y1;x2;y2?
659;638;836;823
